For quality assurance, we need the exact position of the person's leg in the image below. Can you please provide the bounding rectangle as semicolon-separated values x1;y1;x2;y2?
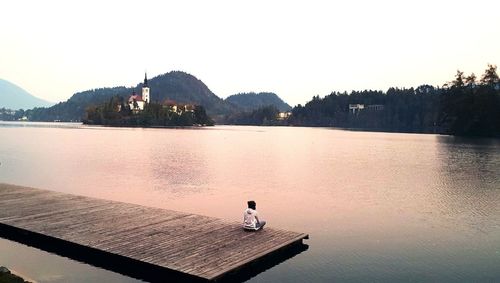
257;220;266;230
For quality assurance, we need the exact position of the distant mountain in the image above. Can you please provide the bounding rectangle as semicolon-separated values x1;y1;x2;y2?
225;92;292;112
26;71;234;122
0;79;53;110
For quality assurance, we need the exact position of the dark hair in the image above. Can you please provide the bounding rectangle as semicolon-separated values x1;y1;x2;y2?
247;200;256;210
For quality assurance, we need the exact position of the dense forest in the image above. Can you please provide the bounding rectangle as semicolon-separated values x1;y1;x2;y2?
224;105;286;126
84;96;214;127
225;92;292;112
288;64;499;137
26;87;130;122
289;86;441;132
0;108;23;121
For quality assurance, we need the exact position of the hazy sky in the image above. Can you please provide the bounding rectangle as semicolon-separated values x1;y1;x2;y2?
1;0;499;106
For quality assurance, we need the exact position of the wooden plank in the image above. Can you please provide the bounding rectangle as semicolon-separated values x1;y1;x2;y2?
202;233;308;279
0;183;307;281
182;229;298;275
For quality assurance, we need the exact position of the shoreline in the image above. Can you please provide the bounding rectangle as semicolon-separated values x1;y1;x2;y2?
82;123;212;129
2;120;499;138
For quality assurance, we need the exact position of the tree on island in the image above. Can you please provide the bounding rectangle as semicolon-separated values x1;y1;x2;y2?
83;96;214;127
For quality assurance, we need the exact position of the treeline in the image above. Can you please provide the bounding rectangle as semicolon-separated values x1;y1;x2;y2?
225;105;287;125
0;108;23;121
26;87;130;122
290;86;441;133
440;66;500;136
3;65;499;136
84;96;214;127
289;64;500;136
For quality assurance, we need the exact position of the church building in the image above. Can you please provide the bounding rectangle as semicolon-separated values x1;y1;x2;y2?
128;73;150;111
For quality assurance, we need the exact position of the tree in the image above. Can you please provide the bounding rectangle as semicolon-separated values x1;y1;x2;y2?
177;111;194;126
451;70;465;88
480;64;499;86
194;105;214;126
465;73;476;87
439;64;500;136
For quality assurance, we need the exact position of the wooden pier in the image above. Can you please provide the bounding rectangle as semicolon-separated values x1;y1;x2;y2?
0;183;308;282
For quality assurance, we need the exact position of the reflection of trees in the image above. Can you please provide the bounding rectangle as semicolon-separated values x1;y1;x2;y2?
435;136;500;233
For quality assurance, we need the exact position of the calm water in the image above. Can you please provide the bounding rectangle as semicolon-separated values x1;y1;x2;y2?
0;122;499;282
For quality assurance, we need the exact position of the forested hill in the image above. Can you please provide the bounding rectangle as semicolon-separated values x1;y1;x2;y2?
225;92;292;112
145;71;232;116
25;71;233;122
289;64;500;137
26;87;130;122
290;86;441;133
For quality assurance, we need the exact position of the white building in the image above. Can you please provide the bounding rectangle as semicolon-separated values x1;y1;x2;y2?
277;112;291;120
348;104;364;114
128;73;150;111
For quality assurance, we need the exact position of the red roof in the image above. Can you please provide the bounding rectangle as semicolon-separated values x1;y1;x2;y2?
128;94;144;102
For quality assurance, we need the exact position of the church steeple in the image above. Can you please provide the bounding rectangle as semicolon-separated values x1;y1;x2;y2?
142;72;150;103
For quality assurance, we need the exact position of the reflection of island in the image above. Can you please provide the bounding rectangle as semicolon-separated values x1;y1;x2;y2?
83;73;214;127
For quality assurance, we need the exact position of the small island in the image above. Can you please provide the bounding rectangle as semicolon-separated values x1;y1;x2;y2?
83;73;214;127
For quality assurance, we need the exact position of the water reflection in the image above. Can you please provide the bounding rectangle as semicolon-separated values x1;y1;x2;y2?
0;123;499;282
434;136;500;234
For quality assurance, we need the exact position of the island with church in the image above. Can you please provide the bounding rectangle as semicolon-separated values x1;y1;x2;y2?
83;73;215;127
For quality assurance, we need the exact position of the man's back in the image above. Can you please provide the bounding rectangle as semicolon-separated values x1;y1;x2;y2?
243;208;258;229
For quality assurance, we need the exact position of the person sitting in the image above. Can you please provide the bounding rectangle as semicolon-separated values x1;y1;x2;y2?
243;200;266;231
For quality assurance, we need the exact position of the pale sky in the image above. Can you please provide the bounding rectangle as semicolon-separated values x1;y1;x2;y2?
1;0;499;106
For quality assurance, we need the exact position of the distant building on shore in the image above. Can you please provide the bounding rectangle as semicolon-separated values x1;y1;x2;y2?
349;104;365;114
366;104;384;111
277;112;291;120
349;104;384;114
163;99;195;114
128;73;150;112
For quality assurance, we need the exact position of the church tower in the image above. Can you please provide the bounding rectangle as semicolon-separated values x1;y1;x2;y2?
142;72;150;103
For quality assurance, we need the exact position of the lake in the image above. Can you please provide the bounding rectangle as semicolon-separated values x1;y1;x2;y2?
0;122;499;282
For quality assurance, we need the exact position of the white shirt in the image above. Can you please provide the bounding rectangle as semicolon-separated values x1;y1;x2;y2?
243;208;258;229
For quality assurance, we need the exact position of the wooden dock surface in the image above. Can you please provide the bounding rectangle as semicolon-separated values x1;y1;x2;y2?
0;183;308;282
